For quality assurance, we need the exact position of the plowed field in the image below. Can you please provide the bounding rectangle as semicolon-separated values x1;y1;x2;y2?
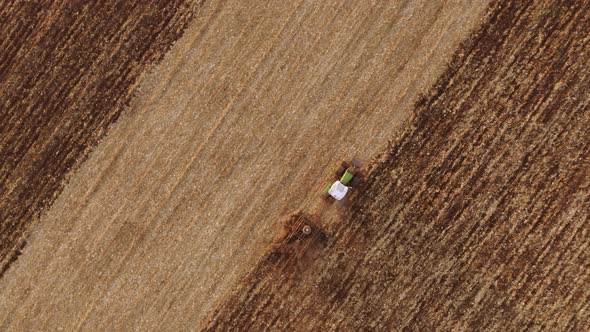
204;1;590;330
0;0;488;330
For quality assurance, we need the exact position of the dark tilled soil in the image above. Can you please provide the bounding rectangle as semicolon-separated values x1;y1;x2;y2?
203;1;590;330
0;1;199;276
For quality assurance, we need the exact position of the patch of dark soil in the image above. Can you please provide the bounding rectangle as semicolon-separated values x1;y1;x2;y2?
0;1;203;277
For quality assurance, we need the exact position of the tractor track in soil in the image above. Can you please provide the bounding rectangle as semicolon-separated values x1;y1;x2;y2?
204;1;590;330
0;1;200;276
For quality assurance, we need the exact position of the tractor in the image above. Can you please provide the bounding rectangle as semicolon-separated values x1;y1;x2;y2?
320;159;361;201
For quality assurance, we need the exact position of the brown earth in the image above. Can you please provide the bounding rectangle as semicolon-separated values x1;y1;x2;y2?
204;1;590;330
0;0;489;330
0;1;199;276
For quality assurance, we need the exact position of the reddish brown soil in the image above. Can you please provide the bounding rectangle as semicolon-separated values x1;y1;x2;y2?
0;1;199;276
204;1;590;330
266;212;328;276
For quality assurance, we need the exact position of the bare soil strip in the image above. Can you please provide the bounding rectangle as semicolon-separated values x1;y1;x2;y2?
0;1;199;276
204;1;590;330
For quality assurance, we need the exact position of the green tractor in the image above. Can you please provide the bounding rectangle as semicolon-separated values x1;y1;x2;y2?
320;160;362;201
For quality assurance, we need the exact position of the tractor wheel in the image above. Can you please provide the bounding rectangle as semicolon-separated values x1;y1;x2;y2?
335;161;347;178
320;193;335;204
350;174;361;187
348;159;362;176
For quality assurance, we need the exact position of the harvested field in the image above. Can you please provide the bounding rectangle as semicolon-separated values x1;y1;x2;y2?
0;0;489;330
0;1;198;276
204;1;590;330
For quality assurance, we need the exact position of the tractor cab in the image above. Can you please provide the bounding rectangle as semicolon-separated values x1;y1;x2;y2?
328;181;349;200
